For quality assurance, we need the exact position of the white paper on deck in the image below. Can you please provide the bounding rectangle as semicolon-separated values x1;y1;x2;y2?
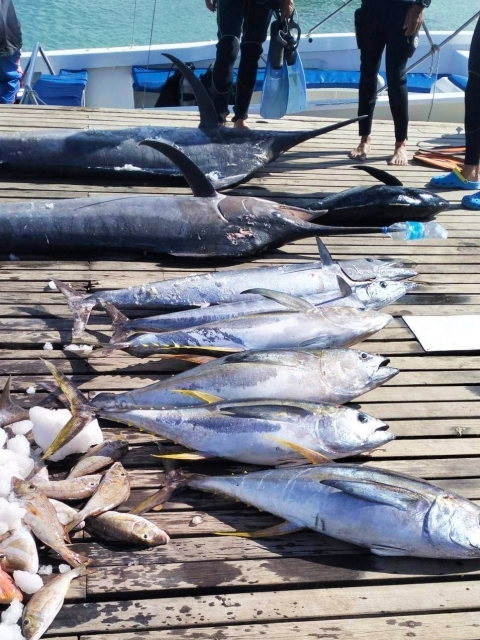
403;315;480;351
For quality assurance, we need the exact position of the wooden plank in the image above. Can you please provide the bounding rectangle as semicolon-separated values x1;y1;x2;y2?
76;611;480;639
49;581;480;634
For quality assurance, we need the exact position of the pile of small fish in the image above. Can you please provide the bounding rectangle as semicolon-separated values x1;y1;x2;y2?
0;411;169;640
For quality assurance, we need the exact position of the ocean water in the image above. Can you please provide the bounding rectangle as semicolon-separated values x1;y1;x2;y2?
14;0;479;52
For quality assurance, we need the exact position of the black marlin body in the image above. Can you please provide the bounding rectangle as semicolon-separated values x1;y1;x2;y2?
0;140;383;259
0;55;364;191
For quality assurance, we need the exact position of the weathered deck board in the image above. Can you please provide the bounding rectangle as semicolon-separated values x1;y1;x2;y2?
0;105;478;640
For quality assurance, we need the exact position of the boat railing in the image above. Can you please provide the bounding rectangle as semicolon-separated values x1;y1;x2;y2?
19;41;55;105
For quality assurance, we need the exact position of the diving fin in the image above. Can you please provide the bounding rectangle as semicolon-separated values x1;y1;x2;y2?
353;165;403;187
260;18;289;119
162;53;219;130
286;33;307;115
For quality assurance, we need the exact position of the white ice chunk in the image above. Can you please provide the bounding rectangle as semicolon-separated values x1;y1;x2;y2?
58;564;71;574
25;387;36;395
13;570;43;594
63;344;93;354
42;342;54;351
38;565;53;575
9;421;33;436
1;598;24;625
0;622;26;640
30;406;103;461
7;435;30;458
0;497;26;532
47;280;58;290
0;449;34;480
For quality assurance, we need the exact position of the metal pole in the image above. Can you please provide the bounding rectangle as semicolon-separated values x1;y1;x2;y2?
20;42;40;104
38;46;55;75
379;11;480;95
307;0;356;38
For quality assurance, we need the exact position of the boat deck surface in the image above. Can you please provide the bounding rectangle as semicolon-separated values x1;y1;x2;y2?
1;104;479;639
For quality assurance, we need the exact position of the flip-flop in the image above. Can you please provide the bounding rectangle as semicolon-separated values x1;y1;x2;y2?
428;167;480;190
413;153;460;171
462;191;480;210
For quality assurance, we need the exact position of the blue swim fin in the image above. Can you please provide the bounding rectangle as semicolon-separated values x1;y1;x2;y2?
260;19;289;119
286;51;307;114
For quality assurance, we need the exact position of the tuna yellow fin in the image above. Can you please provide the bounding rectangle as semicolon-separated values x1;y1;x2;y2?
216;521;304;538
266;436;332;465
152;452;213;461
172;389;223;404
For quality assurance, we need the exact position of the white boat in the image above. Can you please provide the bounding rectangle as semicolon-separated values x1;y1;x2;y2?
19;26;475;123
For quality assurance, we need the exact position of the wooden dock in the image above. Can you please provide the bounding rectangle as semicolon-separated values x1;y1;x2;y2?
1;105;480;639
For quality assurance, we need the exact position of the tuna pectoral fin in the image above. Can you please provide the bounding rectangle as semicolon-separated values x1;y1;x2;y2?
321;479;425;511
52;279;95;338
316;238;334;267
242;288;317;314
41;361;95;460
337;276;353;298
353;165;403;187
171;389;223;404
216;521;304;538
268;437;332;465
219;403;312;422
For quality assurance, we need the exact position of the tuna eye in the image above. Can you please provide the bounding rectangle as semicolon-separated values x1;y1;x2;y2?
143;534;149;539
357;413;368;424
380;281;388;288
360;352;368;359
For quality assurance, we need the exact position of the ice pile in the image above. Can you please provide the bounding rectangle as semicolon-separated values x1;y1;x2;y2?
0;598;25;640
30;407;103;462
0;499;26;537
12;571;42;594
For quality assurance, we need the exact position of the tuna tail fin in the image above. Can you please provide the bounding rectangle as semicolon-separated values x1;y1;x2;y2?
99;299;131;343
41;360;96;460
0;375;29;427
52;279;95;339
162;53;219;130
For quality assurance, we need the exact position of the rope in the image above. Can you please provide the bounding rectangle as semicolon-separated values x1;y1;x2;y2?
141;0;158;109
131;0;138;46
426;47;441;122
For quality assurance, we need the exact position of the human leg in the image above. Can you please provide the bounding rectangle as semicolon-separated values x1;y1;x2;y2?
463;18;480;180
233;0;272;123
384;2;411;165
349;6;385;160
0;51;22;104
212;0;245;123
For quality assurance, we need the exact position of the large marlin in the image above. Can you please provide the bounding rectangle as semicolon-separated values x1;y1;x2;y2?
0;55;363;190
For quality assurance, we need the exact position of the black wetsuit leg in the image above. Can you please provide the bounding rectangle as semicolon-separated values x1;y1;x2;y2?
357;2;412;141
233;0;272;121
465;18;480;166
212;0;271;123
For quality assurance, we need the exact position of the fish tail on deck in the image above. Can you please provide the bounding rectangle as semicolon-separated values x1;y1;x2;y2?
41;360;96;460
99;299;131;342
52;278;96;338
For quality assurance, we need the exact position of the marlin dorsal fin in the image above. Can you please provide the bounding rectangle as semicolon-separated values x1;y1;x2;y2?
353;165;403;187
162;53;219;130
139;140;217;198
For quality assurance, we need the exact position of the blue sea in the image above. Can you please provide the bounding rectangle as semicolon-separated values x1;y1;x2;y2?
14;0;478;51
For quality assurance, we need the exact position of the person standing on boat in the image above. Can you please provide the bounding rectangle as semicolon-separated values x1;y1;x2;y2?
349;0;431;166
0;0;22;104
428;17;480;209
205;0;294;128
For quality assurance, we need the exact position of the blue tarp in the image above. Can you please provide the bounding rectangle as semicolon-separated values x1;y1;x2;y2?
33;69;88;106
131;65;453;95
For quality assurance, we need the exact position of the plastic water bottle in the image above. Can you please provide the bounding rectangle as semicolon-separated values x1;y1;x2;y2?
382;221;448;241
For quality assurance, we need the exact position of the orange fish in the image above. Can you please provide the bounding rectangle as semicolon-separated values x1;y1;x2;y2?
0;565;23;603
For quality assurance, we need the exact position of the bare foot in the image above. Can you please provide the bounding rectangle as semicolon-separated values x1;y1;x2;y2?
462;164;480;182
388;142;409;166
234;119;249;130
349;136;371;161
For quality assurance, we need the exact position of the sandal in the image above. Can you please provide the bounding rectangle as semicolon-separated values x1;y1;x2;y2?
462;191;480;211
428;167;480;190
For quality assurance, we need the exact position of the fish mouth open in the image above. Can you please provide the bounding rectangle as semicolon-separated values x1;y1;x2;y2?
372;365;399;384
